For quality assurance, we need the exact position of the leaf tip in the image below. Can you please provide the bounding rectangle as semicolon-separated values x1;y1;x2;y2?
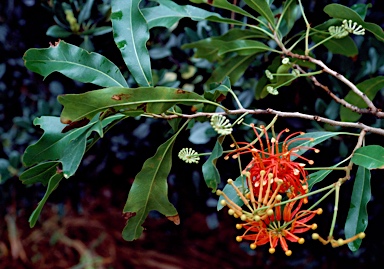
167;214;180;225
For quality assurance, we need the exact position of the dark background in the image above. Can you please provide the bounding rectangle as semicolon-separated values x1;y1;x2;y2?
0;0;383;268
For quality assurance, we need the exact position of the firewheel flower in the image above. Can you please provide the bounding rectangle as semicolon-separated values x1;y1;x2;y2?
236;199;322;256
217;179;322;255
225;125;319;198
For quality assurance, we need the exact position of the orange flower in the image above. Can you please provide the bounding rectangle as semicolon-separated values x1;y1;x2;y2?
226;124;319;198
236;199;322;256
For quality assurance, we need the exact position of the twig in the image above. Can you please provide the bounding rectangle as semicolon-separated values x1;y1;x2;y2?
284;50;382;116
294;65;373;115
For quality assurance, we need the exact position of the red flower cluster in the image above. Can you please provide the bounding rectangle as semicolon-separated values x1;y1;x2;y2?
218;124;321;255
226;124;318;199
236;199;322;256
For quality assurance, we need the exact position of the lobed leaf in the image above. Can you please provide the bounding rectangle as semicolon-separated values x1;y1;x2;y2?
340;76;384;122
122;132;179;241
344;166;371;251
19;161;59;185
22;114;126;180
351;145;384;169
111;0;153;86
58;87;207;123
23;41;128;88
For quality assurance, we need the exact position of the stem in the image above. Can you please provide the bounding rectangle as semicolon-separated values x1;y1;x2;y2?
275;0;295;39
227;87;244;110
329;181;341;238
297;0;310;55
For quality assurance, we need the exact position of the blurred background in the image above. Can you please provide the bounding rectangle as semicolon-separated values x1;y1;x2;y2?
0;0;383;268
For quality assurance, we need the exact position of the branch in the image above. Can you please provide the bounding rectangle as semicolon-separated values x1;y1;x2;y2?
149;108;384;136
285;50;383;117
294;65;373;115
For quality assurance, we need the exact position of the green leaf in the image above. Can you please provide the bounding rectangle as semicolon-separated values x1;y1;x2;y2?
205;0;258;21
323;4;384;42
311;34;358;57
287;131;351;160
59;119;103;178
350;3;372;20
23;41;128;88
351;145;384;169
275;62;295;85
19;161;59;185
340;76;384;122
22;114;125;178
217;175;246;210
29;172;63;227
255;56;281;99
22;116;72;167
279;0;301;37
243;0;275;28
77;0;94;25
58;86;207;123
182;28;267;62
0;159;12;184
307;159;346;190
46;25;72;38
122;131;179;241
202;136;225;191
142;0;234;29
81;26;113;36
167;105;182;132
216;40;273;56
307;169;333;191
203;77;230;113
344;166;371;251
111;0;153;86
207;54;257;85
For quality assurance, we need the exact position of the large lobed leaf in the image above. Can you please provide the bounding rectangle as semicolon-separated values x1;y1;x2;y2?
111;0;153;87
22;114;125;180
58;87;208;123
340;76;384;122
122;131;180;241
344;166;371;251
23;40;128;88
